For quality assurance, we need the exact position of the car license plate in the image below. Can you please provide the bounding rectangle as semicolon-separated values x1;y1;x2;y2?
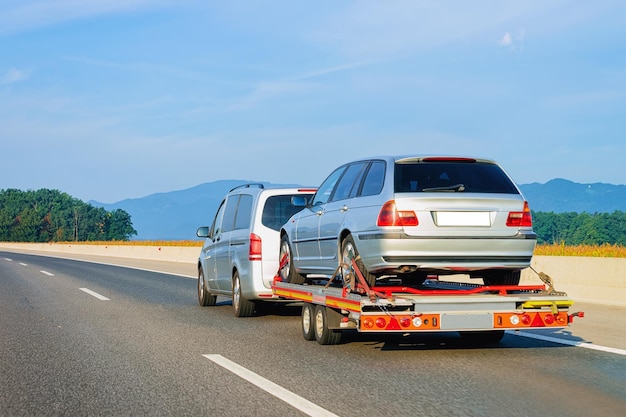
435;211;491;227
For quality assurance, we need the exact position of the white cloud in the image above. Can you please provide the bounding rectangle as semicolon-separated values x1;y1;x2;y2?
1;68;29;85
498;32;513;47
498;30;525;51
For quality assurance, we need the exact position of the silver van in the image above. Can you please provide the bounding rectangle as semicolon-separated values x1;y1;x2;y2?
196;184;315;317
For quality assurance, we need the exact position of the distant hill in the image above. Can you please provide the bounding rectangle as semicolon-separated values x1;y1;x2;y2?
91;178;625;240
519;178;626;213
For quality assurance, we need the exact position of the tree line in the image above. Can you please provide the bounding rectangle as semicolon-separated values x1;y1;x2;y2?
0;189;137;242
532;210;626;246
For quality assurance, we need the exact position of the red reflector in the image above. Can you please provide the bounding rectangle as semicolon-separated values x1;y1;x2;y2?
544;314;555;325
530;313;545;327
399;317;411;327
386;318;402;330
249;233;262;260
375;318;387;328
521;314;532;325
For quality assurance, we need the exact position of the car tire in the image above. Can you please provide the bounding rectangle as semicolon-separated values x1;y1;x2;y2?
314;305;342;345
279;234;305;284
232;270;255;317
198;267;217;306
482;270;521;286
301;303;316;341
342;234;376;288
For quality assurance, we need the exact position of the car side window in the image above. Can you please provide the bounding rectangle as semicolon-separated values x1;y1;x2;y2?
330;162;367;202
312;166;346;206
210;200;226;237
234;194;253;230
221;195;240;233
359;161;385;197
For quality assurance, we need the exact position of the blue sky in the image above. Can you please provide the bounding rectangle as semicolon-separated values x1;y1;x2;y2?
1;1;624;203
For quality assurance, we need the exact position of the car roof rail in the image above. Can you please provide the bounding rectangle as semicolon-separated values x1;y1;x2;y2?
229;183;265;192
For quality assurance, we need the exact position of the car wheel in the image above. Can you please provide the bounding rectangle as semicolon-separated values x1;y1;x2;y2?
314;305;342;345
198;267;217;306
301;303;316;341
341;234;376;288
482;270;521;286
232;270;255;317
279;234;305;284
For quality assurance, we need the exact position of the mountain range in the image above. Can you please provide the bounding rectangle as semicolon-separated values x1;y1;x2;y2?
90;178;626;241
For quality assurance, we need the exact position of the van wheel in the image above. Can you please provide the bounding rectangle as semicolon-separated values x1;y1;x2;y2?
198;267;217;306
342;234;376;288
314;305;342;345
233;271;255;317
279;234;305;284
301;303;316;341
483;270;521;286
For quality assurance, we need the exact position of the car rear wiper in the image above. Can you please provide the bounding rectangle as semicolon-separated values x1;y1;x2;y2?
422;183;466;192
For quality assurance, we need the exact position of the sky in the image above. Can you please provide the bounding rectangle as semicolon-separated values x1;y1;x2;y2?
1;1;625;203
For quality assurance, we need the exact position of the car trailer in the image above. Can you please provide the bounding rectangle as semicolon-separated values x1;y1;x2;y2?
272;258;584;345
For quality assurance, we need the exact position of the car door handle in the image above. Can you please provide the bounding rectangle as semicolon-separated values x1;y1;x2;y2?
341;205;349;212
315;210;324;216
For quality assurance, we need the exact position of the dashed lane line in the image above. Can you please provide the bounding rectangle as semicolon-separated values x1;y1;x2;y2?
40;270;55;276
79;288;110;301
203;354;340;417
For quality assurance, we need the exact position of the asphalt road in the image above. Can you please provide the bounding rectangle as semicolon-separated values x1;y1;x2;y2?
1;251;625;417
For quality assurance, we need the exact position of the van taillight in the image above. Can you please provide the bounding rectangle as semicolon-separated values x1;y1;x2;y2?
249;233;262;260
506;201;533;227
377;200;418;227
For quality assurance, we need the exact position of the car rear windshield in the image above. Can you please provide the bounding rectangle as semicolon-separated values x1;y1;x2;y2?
394;161;519;194
262;194;311;231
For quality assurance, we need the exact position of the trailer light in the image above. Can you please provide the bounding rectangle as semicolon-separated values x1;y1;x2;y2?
509;315;520;325
362;318;375;329
521;314;532;325
399;317;411;328
375;318;387;328
412;317;423;328
544;314;555;325
556;314;568;325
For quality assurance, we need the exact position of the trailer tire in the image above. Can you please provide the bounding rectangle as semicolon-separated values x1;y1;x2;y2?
459;330;505;345
301;303;316;341
342;234;376;288
233;270;256;317
314;305;342;345
280;234;306;284
198;267;217;306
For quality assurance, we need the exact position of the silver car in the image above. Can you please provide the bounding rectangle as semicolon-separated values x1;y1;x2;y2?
279;156;536;287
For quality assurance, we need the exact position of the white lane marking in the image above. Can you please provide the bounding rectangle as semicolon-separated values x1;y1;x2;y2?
509;331;626;356
203;354;340;417
40;270;55;276
20;262;28;266
4;257;12;261
79;288;110;301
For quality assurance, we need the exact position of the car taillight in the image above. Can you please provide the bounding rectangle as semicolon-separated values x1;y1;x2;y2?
506;201;533;227
249;233;262;261
377;200;418;227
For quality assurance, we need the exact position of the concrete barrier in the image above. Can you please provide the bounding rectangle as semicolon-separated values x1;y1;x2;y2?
1;242;624;306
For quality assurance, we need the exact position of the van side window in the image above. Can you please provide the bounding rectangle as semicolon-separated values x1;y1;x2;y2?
360;161;385;196
234;195;253;230
222;195;240;233
211;200;226;236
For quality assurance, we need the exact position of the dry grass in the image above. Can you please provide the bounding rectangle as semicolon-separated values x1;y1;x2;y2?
64;240;626;258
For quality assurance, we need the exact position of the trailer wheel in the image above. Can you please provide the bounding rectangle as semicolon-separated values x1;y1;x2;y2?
233;270;256;317
342;234;376;287
314;305;342;345
279;234;305;284
198;267;217;306
301;303;316;341
459;330;505;345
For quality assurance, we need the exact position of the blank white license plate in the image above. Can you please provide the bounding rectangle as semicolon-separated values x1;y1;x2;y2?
436;211;491;227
